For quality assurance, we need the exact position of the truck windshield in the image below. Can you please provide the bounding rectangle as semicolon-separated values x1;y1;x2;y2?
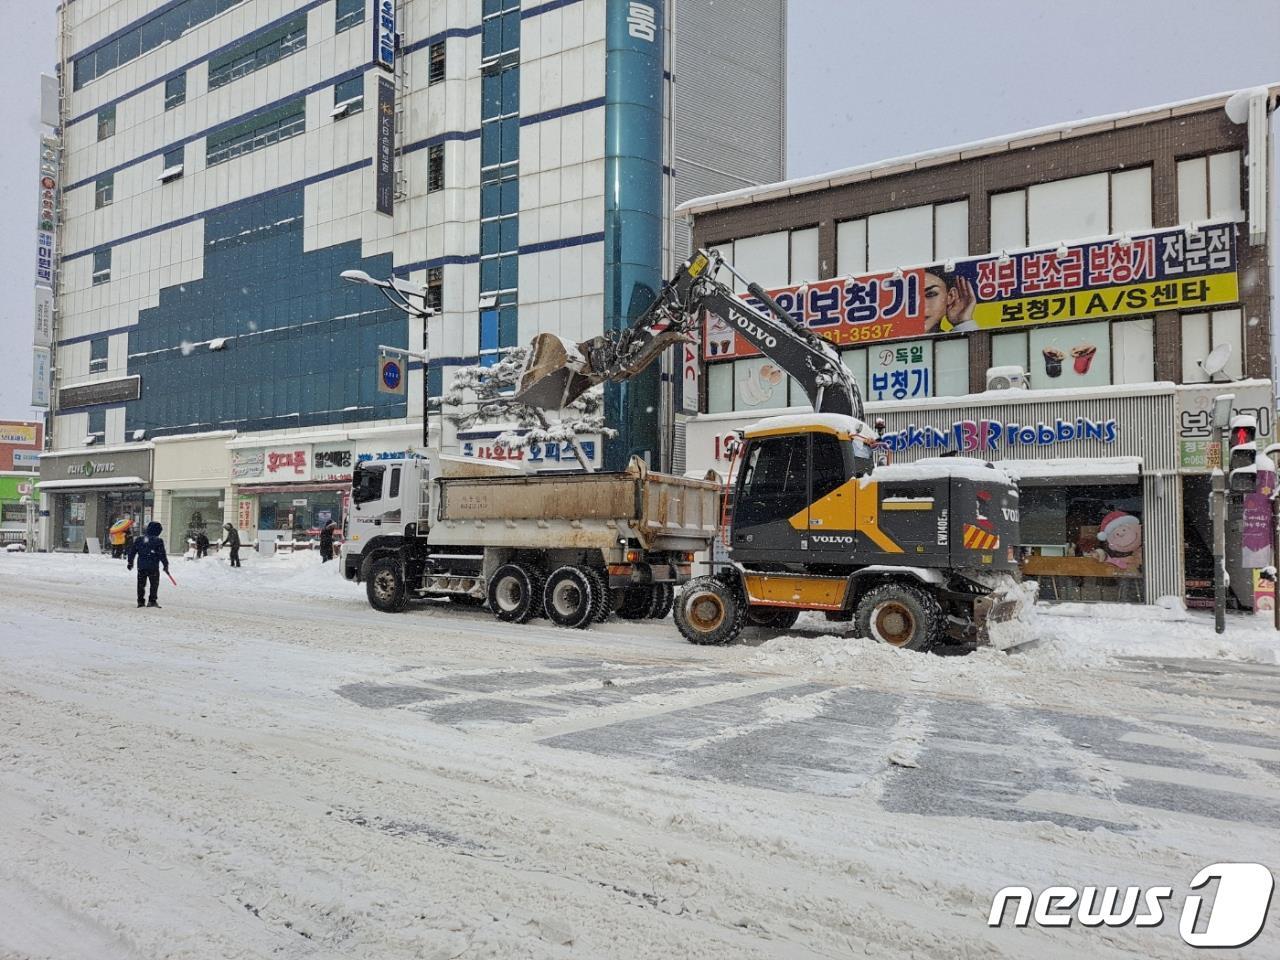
352;463;386;504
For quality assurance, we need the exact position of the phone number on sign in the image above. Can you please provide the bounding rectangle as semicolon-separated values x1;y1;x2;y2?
823;323;895;346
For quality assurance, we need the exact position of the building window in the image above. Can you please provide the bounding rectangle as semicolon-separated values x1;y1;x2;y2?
206;100;306;166
836;201;968;276
427;143;445;192
97;105;116;141
1177;152;1244;224
164;73;186;109
1181;309;1244;382
716;228;821;291
429;41;446;84
989;318;1153;390
73;0;246;89
87;408;106;440
426;266;443;313
92;249;112;285
159;144;185;182
89;336;109;374
335;0;365;33
482;0;522;59
207;12;307;90
95;174;114;209
332;75;364;117
989;169;1152;252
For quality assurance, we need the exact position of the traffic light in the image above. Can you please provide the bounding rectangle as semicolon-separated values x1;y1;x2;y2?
1228;415;1258;493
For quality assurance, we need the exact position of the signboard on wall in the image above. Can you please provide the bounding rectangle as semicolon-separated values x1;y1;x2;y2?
458;430;603;470
373;0;396;71
33;286;53;347
706;222;1241;360
312;443;354;482
35;135;58;287
264;445;312;482
231;449;265;482
375;76;395;216
0;424;39;445
1176;382;1275;470
58;376;141;409
31;347;51;408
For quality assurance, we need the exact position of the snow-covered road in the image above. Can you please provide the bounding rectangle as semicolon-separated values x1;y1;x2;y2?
2;552;1278;959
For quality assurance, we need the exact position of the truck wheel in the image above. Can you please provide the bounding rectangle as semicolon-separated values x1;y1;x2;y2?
367;557;409;613
854;582;942;652
674;577;744;645
647;583;675;620
544;566;597;629
488;563;544;624
746;607;800;631
617;587;650;620
587;570;613;623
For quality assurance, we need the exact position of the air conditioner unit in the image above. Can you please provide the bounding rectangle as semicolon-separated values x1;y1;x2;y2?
986;365;1030;391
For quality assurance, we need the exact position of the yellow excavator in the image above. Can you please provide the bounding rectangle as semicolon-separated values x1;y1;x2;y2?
516;250;1026;651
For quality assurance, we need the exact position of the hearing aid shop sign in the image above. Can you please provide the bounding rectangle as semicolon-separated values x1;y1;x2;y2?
880;416;1118;454
705;221;1239;360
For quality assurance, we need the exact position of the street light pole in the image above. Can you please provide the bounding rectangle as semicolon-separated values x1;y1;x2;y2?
341;270;436;451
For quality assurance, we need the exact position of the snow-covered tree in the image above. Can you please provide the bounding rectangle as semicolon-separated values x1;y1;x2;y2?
444;346;614;469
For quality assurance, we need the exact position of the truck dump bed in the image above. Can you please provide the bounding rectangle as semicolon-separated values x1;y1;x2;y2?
434;457;720;552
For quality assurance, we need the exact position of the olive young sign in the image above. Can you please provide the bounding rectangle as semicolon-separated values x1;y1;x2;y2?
705;222;1239;360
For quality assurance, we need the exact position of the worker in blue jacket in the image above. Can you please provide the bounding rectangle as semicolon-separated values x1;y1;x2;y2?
127;521;170;608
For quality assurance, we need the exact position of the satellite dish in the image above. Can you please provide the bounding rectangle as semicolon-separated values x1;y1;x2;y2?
1201;342;1232;378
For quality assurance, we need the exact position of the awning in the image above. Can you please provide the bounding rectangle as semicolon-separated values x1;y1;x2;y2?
995;457;1142;487
236;482;349;494
37;476;148;490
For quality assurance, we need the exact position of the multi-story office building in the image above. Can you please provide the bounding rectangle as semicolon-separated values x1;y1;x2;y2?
680;85;1280;608
39;0;786;551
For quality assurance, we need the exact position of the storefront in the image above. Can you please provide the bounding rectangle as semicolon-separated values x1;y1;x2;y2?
230;438;355;544
0;473;40;546
152;432;235;550
684;381;1247;605
38;445;154;552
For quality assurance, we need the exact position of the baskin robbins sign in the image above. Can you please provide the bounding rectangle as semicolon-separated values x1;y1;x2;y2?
881;417;1118;453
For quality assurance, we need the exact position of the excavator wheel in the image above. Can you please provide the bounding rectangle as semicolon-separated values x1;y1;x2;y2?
544;565;599;629
745;607;800;631
674;577;745;646
854;581;943;652
488;563;545;624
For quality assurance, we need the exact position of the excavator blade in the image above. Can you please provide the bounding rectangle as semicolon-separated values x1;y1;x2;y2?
515;333;602;409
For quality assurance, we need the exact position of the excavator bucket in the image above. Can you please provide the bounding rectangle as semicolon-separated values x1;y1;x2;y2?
515;333;602;409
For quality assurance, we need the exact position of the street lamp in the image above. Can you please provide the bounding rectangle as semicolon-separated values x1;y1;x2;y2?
341;269;437;451
1211;393;1235;634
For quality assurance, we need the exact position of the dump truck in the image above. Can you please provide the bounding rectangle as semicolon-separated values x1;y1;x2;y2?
514;249;1027;650
341;452;721;628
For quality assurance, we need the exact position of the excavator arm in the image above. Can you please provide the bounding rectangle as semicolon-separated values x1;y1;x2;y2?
515;250;864;419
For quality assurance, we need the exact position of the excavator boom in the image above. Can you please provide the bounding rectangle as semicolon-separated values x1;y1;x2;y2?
515;251;864;419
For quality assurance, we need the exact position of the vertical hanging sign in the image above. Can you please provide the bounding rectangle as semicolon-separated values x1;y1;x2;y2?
373;0;396;71
375;76;395;215
35;136;58;287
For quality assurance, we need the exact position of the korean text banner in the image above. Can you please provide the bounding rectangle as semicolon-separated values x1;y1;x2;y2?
704;222;1239;360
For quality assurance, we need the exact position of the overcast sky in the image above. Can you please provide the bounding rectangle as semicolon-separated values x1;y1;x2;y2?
1;0;1277;422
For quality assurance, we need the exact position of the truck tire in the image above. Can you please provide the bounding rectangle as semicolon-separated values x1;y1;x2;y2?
674;577;744;645
646;583;675;620
854;582;942;652
544;566;598;629
746;607;800;631
617;587;650;620
488;563;544;624
367;557;409;613
586;569;613;623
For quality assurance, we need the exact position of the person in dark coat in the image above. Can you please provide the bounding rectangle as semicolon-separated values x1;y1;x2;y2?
127;521;170;608
319;520;337;563
195;530;210;559
221;522;241;567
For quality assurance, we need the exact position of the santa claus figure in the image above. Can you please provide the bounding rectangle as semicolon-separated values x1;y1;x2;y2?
1092;510;1142;571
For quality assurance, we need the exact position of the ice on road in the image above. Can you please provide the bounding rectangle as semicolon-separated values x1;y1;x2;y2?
2;551;1278;959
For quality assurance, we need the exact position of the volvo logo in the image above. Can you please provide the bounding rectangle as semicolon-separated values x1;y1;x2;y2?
727;308;777;349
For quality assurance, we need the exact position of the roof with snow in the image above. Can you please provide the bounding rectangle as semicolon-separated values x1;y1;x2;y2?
679;83;1279;219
